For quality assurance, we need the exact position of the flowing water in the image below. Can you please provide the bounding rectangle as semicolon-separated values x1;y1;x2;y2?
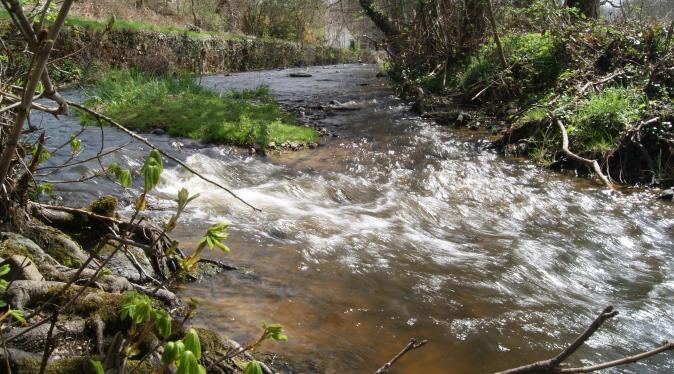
39;64;674;373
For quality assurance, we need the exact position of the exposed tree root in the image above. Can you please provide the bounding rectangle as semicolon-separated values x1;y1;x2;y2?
555;118;613;189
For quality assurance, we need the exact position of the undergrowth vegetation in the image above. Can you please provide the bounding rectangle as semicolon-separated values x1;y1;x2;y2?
380;0;673;185
459;32;563;101
79;70;319;148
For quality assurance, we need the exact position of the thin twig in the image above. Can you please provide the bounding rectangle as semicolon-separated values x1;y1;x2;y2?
37;311;59;374
375;338;428;374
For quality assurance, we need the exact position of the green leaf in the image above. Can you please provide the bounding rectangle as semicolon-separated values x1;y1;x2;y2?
120;292;153;324
31;145;51;163
162;341;182;365
0;300;7;308
0;264;10;276
36;183;53;196
70;136;82;155
107;163;132;188
9;309;26;324
183;328;202;359
118;169;132;188
176;351;202;374
141;149;164;192
243;360;264;374
154;309;172;339
198;223;230;252
261;321;288;342
90;360;105;374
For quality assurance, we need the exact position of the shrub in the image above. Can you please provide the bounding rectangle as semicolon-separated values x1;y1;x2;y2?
460;32;563;100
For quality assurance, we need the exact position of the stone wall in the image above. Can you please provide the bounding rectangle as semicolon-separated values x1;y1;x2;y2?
55;27;367;76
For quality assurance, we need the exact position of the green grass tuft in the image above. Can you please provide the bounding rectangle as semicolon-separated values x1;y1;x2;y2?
79;70;318;148
569;86;646;152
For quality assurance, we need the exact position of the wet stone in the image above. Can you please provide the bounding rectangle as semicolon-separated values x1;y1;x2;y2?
658;188;674;200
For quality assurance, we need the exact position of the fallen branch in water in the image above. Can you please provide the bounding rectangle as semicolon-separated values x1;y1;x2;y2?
498;306;674;374
555;117;613;189
67;101;261;212
375;338;428;374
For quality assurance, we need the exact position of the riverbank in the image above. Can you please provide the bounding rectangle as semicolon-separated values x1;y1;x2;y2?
386;17;673;189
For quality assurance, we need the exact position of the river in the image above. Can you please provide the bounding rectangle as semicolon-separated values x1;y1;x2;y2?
40;64;674;373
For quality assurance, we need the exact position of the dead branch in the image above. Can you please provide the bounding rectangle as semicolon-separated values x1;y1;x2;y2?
558;341;674;373
67;101;261;212
375;338;428;374
498;306;674;374
555;117;613;189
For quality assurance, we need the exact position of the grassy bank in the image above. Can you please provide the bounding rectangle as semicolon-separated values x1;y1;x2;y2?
394;15;674;185
79;70;319;148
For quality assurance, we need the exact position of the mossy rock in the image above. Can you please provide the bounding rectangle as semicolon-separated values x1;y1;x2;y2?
23;223;88;268
45;286;128;329
11;356;155;374
88;195;118;217
0;233;61;271
0;233;36;260
194;327;232;354
11;356;98;374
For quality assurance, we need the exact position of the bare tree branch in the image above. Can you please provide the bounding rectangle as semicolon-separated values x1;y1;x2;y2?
375;338;428;374
499;306;674;374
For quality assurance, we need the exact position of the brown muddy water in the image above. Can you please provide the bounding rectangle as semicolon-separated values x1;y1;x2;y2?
39;64;674;373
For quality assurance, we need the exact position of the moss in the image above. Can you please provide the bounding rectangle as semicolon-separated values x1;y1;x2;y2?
11;356;102;374
176;262;222;283
0;239;34;260
517;106;548;126
88;195;118;217
45;286;127;328
27;223;84;268
194;327;231;353
12;356;156;373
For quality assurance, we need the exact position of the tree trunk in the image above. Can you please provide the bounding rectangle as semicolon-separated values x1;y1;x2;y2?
460;0;488;56
567;0;600;18
358;0;399;38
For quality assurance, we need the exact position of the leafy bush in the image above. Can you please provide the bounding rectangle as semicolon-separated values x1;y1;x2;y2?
79;70;318;147
460;32;563;100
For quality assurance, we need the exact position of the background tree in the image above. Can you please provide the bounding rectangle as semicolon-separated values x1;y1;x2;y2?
567;0;600;18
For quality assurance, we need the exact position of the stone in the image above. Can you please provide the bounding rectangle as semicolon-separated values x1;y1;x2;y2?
289;72;313;78
267;142;277;149
100;244;157;283
308;142;318;149
457;111;472;124
0;233;60;269
658;188;674;201
151;128;166;135
0;255;44;281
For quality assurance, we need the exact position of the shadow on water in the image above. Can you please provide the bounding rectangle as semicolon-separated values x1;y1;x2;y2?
37;64;674;373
